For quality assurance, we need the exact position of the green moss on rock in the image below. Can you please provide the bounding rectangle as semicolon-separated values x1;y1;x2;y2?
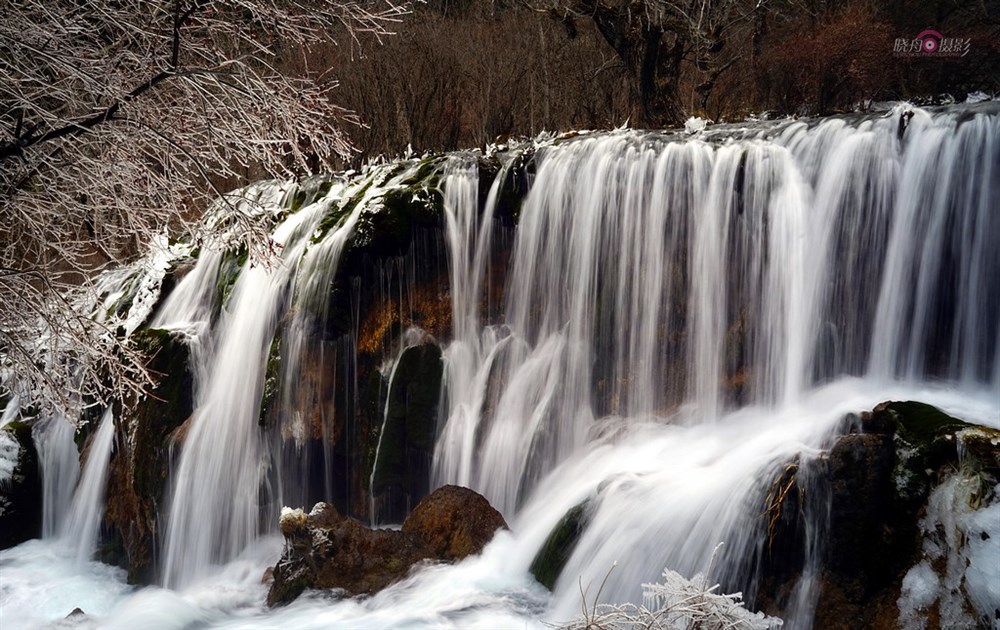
215;248;248;310
370;343;443;494
868;401;979;506
289;176;335;214
529;501;589;590
888;401;971;445
102;327;194;583
259;332;282;429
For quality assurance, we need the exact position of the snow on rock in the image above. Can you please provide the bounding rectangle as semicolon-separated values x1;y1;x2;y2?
279;506;307;535
123;235;190;336
92;233;194;336
899;561;940;628
684;117;710;134
0;429;20;485
966;91;994;104
897;472;997;629
962;497;1000;622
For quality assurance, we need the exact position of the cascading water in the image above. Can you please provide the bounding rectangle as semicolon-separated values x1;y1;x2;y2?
33;414;80;539
433;106;1000;513
2;103;998;630
159;186;336;588
370;326;431;525
159;161;433;586
432;154;505;489
271;161;437;516
60;407;115;564
428;105;1000;623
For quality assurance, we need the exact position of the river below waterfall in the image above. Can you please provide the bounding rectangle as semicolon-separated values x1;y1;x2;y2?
2;102;999;629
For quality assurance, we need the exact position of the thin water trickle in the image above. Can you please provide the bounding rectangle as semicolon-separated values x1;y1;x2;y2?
370;327;430;526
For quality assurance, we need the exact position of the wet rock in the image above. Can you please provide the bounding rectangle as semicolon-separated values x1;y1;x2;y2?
370;342;444;523
0;420;43;549
267;503;428;606
401;485;507;560
755;459;811;611
529;501;589;590
267;485;507;606
826;432;895;580
102;328;195;583
758;400;1000;628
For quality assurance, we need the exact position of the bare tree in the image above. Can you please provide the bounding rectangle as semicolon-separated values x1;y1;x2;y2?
0;0;408;419
532;0;764;126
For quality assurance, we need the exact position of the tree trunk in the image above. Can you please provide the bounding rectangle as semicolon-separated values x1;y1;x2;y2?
587;5;687;127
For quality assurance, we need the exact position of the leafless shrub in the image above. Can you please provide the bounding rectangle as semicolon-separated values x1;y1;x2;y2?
561;546;783;630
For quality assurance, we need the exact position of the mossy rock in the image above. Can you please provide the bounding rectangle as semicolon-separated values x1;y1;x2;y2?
370;343;443;494
103;327;195;582
869;401;981;506
886;401;971;446
259;332;282;429
311;157;443;247
0;420;43;549
346;182;444;258
529;501;590;590
311;181;371;245
215;247;249;312
304;160;448;340
289;176;336;214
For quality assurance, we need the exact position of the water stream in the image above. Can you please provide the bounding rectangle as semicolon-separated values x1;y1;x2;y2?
61;407;116;565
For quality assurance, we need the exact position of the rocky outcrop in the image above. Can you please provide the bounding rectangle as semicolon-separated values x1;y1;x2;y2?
400;483;507;560
267;485;507;606
370;341;443;523
0;420;43;549
529;501;589;590
267;157;518;521
757;400;1000;629
101;328;195;583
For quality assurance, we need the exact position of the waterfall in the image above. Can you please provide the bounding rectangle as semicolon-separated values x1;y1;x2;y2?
432;107;1000;518
4;104;998;629
34;414;80;538
0;395;20;428
160;184;331;588
61;407;115;564
425;106;1000;620
159;160;421;586
432;155;502;490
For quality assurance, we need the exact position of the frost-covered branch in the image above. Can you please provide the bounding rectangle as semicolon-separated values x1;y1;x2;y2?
561;545;783;630
0;0;409;419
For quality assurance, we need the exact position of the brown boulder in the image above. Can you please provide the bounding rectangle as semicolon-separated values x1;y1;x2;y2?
402;485;508;561
267;485;508;606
